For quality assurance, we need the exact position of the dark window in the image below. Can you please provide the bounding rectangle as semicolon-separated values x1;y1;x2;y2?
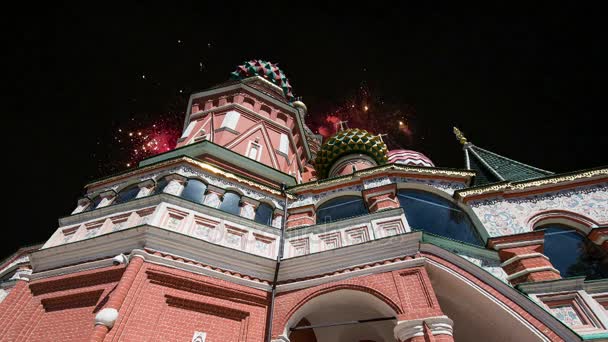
255;203;274;225
219;191;241;215
397;189;483;246
316;196;368;224
539;224;608;280
153;177;169;195
180;179;207;204
113;184;141;205
82;195;103;212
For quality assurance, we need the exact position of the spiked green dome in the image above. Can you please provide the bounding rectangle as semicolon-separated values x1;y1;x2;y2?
230;59;295;101
314;128;388;179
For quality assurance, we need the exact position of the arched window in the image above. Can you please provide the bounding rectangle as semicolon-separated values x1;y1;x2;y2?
180;179;207;204
153;177;169;195
255;203;274;225
113;184;141;205
316;196;368;224
219;191;241;215
538;224;608;280
397;189;483;246
82;195;103;212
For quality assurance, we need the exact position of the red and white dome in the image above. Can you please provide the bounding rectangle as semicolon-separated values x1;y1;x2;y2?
388;150;434;167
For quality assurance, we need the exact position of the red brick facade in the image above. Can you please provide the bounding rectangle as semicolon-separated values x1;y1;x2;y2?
0;253;573;341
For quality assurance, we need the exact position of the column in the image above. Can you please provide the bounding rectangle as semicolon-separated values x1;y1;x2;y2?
362;184;400;213
488;230;561;285
162;174;187;196
135;179;155;198
272;209;284;228
97;190;117;208
203;184;225;208
72;197;92;214
240;196;259;220
286;204;315;229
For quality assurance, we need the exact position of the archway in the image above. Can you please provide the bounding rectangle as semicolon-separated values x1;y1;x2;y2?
284;289;398;342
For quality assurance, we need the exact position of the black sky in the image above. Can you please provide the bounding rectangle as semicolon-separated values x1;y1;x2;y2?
3;3;607;257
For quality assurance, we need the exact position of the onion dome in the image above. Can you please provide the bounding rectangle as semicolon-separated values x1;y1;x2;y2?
388;149;434;167
315;128;388;179
230;59;295;101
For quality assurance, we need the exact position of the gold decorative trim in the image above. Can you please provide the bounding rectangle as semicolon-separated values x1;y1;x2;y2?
86;157;288;197
292;164;475;192
457;168;608;199
456;183;510;198
511;169;608;190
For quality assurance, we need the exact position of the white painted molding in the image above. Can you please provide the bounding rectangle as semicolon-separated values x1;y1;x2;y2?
506;266;560;281
393;316;453;341
492;239;545;250
501;253;550;267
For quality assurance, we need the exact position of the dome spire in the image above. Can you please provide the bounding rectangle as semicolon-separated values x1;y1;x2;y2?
453;127;469;145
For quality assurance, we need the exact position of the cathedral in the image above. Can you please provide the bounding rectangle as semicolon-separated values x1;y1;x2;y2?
0;60;606;341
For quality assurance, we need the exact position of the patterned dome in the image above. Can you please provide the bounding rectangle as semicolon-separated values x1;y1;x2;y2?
388;150;434;167
315;128;388;179
230;59;295;101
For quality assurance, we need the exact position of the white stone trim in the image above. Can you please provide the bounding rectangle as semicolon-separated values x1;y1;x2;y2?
505;266;560;281
492;239;545;251
500;252;550;267
393;316;453;341
95;308;118;328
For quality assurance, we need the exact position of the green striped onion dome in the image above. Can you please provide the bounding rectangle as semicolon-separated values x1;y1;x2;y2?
230;59;295;101
314;128;388;179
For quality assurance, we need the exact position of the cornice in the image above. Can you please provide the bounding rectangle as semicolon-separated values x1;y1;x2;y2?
291;164;475;193
85;155;288;197
456;167;608;201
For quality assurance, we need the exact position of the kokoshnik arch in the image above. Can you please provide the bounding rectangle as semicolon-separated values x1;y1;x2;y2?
0;59;607;341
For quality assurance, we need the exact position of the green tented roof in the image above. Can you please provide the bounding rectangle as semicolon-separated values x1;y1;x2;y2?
467;145;553;186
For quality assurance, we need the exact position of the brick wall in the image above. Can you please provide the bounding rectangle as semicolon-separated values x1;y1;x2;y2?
0;266;123;341
105;263;269;342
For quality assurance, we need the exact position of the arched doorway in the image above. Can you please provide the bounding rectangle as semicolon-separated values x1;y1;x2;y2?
285;289;398;342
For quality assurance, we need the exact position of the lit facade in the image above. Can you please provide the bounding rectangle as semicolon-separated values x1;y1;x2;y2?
0;60;607;341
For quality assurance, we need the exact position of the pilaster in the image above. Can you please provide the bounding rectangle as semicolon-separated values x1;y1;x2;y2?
286;204;315;229
362;184;400;213
488;231;561;285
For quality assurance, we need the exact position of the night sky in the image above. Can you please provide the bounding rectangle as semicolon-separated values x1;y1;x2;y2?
4;4;607;257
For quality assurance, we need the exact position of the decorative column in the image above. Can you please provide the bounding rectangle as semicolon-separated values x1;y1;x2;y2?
135;179;155;198
240;196;259;220
97;190;117;208
272;209;284;228
203;184;225;208
286;204;315;229
90;256;144;342
488;231;561;285
362;184;399;213
393;266;454;342
72;197;92;214
587;227;608;251
162;174;187;196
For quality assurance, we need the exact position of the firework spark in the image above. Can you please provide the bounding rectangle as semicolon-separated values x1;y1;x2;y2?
307;82;416;149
